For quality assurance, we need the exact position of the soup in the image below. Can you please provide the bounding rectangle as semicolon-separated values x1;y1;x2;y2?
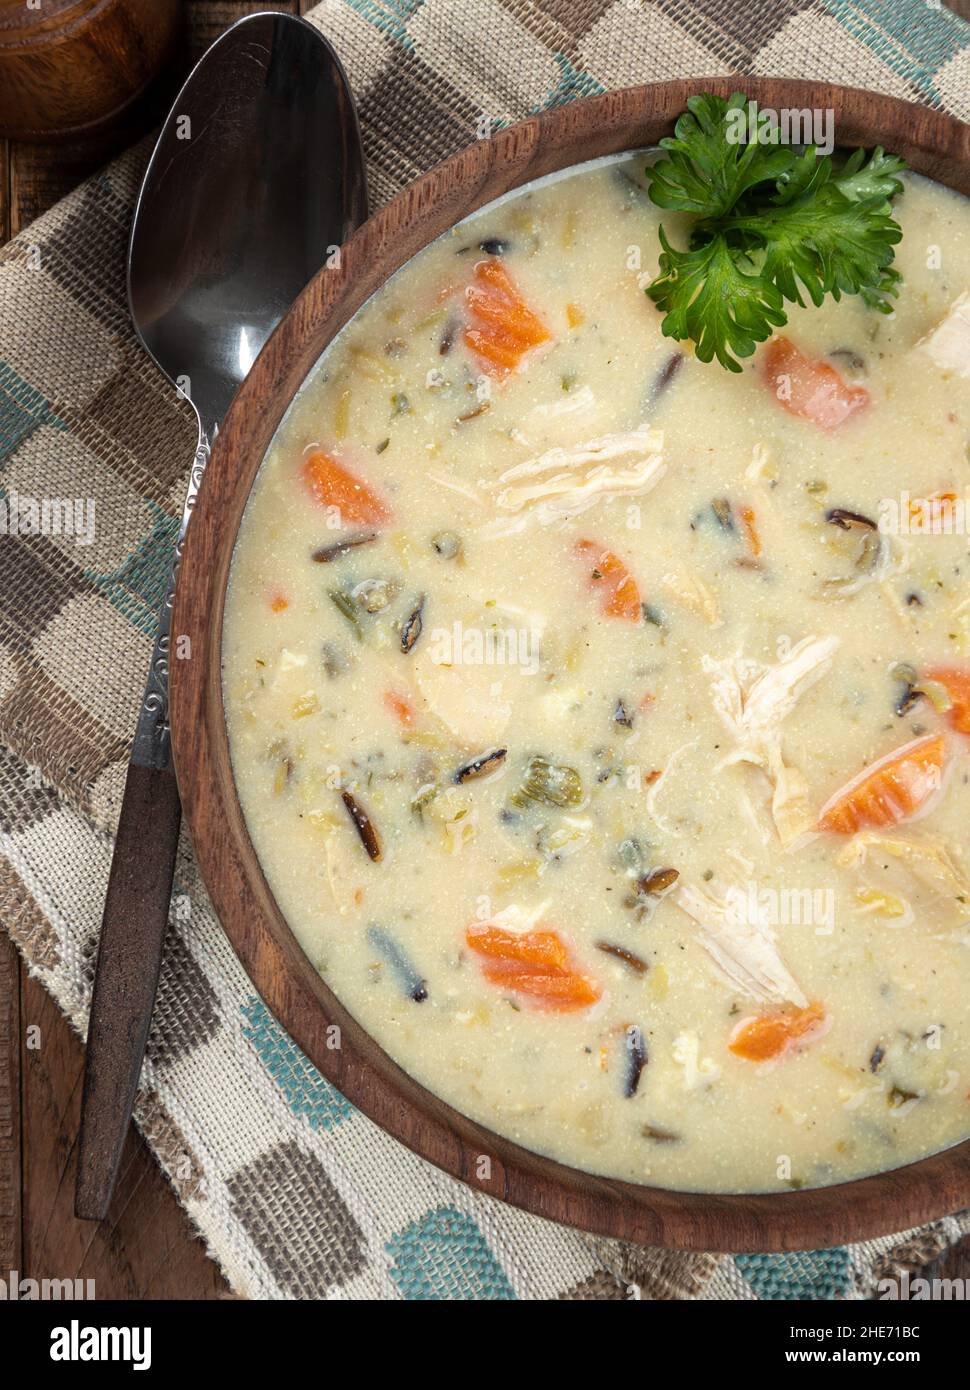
222;153;970;1193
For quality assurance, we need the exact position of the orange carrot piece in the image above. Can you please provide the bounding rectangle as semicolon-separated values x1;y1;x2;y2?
383;689;416;727
738;503;761;557
463;328;523;373
462;258;551;377
816;733;947;835
466;923;568;969
729;1002;826;1061
491;970;601;1009
908;490;958;530
922;666;970;734
481;964;601;1011
762;336;869;430
268;590;289;613
465;923;600;1012
574;539;642;623
302;449;391;527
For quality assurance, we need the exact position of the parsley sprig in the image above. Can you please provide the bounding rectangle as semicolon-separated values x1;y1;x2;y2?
644;93;906;371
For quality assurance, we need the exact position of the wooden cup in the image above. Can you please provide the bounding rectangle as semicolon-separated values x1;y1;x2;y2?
0;0;182;142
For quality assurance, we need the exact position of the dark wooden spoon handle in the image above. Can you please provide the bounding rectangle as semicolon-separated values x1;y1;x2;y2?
75;760;181;1221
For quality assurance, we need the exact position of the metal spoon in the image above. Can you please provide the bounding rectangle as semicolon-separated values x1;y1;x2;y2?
75;11;368;1221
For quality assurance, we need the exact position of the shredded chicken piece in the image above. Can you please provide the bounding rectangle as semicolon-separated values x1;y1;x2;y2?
704;635;839;746
702;635;838;846
676;880;808;1008
524;385;596;425
485;425;664;533
644;738;697;833
880;578;916;629
738;784;775;846
661;569;721;626
278;648;307;670
427;470;485;505
490;900;552;933
744;441;776;484
324;828;361;916
414;654;512;746
839;831;970;925
765;744;816;849
918;290;970;378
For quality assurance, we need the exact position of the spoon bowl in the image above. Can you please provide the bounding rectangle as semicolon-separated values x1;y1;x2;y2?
128;10;368;438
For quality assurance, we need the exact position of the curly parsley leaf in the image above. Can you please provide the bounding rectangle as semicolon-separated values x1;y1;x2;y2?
830;145;906;208
643;94;906;368
724;188;903;312
646;93;796;219
861;264;902;313
647;228;787;373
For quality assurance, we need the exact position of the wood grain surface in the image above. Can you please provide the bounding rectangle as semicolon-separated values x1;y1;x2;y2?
171;76;970;1255
1;0;969;1300
0;1;313;239
0;932;22;1277
0;0;183;142
19;958;229;1298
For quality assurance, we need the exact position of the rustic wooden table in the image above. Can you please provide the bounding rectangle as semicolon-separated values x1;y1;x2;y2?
1;0;968;1303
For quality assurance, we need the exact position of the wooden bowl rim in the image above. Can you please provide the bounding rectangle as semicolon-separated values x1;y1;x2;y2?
171;77;970;1253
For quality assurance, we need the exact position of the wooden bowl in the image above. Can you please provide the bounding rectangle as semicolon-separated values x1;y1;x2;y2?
171;77;970;1252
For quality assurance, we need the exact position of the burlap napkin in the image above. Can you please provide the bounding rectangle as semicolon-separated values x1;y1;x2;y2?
2;0;969;1300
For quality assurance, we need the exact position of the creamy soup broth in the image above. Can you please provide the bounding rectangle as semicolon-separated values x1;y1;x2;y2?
223;155;970;1192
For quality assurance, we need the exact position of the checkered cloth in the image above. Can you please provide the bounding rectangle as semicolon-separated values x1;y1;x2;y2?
2;0;970;1300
